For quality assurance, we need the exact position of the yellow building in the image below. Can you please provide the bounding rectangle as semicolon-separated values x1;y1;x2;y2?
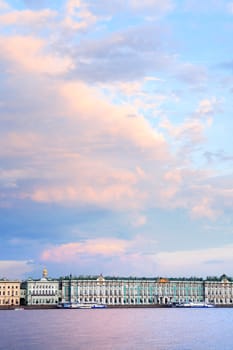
0;280;21;307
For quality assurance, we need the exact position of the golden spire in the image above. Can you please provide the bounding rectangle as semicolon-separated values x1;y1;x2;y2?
42;267;48;278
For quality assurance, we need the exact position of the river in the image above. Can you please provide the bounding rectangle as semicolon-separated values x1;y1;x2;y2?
0;308;232;349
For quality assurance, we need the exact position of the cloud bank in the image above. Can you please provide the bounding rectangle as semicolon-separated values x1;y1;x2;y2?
0;0;232;278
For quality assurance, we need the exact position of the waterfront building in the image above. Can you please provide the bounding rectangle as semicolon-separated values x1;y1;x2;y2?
0;279;20;307
60;275;205;306
61;275;158;305
156;278;204;304
21;268;59;306
204;275;233;305
15;272;233;307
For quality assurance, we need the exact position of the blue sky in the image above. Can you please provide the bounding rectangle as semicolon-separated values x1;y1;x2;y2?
0;0;232;279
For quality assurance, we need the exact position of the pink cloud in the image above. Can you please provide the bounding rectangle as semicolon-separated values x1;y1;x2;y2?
0;35;73;74
40;235;159;276
28;182;145;210
191;197;221;219
0;21;230;220
63;0;97;31
41;238;128;262
196;97;221;116
160;117;207;144
0;8;56;26
59;81;169;158
131;215;147;227
164;169;182;183
0;132;41;157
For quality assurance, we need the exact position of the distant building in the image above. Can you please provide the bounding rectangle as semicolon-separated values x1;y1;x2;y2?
60;275;205;305
18;272;233;307
21;268;59;306
0;279;20;307
205;275;233;305
155;278;204;304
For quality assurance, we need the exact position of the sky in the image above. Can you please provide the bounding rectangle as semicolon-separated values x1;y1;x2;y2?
0;0;233;280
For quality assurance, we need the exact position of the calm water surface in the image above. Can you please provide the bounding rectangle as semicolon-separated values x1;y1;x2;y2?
0;308;232;350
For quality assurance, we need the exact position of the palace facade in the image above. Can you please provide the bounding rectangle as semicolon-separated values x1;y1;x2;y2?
21;268;59;306
60;275;204;305
17;270;233;306
205;277;233;305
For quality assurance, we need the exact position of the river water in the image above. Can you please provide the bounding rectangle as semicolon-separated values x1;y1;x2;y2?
0;308;232;350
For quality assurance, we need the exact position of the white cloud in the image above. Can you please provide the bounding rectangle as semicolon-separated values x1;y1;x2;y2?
155;245;233;276
0;260;34;279
196;97;222;117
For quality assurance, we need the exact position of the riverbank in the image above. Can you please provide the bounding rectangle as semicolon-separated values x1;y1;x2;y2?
0;304;169;310
1;303;233;310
